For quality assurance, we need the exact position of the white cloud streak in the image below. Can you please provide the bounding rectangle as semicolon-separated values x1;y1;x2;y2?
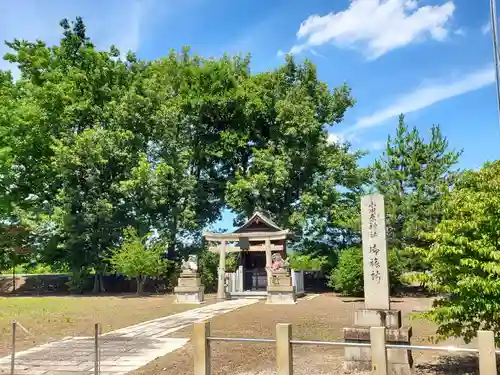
367;140;386;151
285;0;456;59
348;65;495;132
482;22;491;35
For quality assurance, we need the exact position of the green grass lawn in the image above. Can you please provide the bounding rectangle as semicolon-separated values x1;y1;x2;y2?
0;294;215;356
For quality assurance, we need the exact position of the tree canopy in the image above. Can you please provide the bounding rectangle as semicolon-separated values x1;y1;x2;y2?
0;17;367;284
414;161;500;344
372;115;461;269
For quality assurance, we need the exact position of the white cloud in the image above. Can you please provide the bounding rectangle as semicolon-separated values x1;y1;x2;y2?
482;22;491;35
348;65;495;132
310;49;326;58
368;140;386;151
0;0;158;75
328;133;385;153
285;0;456;59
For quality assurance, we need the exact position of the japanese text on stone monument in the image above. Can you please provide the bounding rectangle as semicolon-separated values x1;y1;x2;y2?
368;201;381;284
361;194;390;310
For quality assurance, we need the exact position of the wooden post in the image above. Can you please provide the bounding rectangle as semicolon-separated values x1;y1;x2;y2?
370;326;388;375
217;241;227;300
265;238;272;286
94;323;100;375
12;264;15;293
194;321;211;375
10;321;16;375
276;323;293;375
478;330;497;375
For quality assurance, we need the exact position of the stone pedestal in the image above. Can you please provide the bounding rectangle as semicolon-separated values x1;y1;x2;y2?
174;271;204;304
266;271;296;304
343;309;413;375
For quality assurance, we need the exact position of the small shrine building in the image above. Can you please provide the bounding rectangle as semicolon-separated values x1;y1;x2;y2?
203;211;293;299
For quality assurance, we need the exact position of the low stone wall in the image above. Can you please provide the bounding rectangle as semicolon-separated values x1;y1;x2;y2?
0;274;175;295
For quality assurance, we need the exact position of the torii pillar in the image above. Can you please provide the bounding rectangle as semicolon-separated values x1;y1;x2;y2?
217;241;227;300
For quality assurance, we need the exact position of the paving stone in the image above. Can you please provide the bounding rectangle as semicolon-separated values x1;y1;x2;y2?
0;299;257;375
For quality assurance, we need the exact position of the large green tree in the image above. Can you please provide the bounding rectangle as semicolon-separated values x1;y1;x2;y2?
372;115;461;269
119;49;252;259
415;161;500;344
225;56;369;259
289;141;369;261
0;18;145;288
0;18;369;288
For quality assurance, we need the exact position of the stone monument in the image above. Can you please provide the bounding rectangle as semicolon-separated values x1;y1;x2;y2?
174;254;204;304
266;253;296;304
343;194;413;374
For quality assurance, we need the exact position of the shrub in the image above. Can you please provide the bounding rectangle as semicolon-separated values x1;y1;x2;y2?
198;251;218;292
287;253;328;271
225;253;238;273
108;227;168;295
329;247;403;296
24;263;54;274
329;247;364;295
197;251;240;292
66;267;92;294
388;249;404;290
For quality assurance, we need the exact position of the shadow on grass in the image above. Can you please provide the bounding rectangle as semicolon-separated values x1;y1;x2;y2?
341;298;364;303
415;354;484;375
394;285;438;298
339;297;405;304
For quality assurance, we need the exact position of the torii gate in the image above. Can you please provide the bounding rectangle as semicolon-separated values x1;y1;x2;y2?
203;211;291;300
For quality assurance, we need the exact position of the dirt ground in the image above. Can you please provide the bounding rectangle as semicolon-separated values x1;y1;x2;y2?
133;294;480;375
0;294;216;355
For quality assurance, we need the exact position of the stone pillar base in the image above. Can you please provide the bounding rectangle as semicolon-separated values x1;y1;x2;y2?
266;285;296;304
174;285;205;304
174;272;204;304
344;309;413;375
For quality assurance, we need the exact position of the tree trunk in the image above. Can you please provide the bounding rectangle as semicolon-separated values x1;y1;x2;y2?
99;272;106;292
12;263;15;293
92;271;106;293
92;273;99;294
136;276;146;295
167;215;178;260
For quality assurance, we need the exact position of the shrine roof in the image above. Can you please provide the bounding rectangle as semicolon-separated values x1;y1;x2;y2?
203;211;292;242
233;211;283;233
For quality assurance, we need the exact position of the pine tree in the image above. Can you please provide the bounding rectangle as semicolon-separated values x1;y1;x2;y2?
372;114;462;270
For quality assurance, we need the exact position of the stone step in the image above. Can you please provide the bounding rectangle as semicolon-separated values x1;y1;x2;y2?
229;291;268;299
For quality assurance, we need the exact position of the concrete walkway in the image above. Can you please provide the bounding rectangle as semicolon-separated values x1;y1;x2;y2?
0;299;258;375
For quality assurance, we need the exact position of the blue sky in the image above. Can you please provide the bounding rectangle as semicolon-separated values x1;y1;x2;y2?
1;0;499;231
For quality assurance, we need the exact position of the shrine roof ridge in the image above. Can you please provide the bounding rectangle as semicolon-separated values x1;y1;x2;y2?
232;211;282;233
203;230;291;242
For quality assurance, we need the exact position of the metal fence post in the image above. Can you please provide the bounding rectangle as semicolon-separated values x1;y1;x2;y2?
10;321;16;375
194;321;211;375
478;330;497;375
276;323;293;375
94;323;100;375
370;326;388;375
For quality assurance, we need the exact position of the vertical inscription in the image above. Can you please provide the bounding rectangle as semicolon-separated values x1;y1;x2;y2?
368;201;378;238
361;194;390;310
